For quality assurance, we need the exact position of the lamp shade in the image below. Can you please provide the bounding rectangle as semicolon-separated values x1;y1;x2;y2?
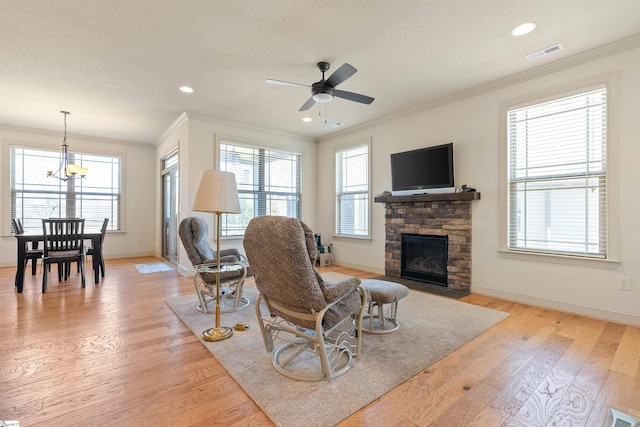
192;170;241;214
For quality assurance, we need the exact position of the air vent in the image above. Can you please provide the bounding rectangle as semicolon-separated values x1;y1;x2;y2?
526;43;564;61
329;122;344;128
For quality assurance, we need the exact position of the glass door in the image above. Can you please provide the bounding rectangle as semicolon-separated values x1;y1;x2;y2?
161;151;179;264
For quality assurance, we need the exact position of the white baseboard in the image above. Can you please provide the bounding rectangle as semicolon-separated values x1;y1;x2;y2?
471;284;640;327
112;251;157;259
177;264;191;277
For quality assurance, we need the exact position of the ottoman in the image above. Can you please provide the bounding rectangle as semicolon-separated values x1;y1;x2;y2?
361;279;410;334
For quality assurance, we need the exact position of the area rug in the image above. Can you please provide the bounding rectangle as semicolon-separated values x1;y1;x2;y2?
134;262;175;274
165;274;509;427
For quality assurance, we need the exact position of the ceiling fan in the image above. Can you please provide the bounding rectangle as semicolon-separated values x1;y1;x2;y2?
265;62;375;111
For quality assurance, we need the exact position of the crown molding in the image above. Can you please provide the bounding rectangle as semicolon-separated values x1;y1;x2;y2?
155;112;189;145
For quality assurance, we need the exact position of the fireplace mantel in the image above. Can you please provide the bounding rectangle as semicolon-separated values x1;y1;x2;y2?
377;190;480;293
374;191;480;204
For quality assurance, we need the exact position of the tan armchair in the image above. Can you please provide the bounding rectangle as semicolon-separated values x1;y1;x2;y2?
179;217;249;313
243;216;366;381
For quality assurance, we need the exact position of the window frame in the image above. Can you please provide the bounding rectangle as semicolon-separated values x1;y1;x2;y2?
334;138;372;240
4;139;124;235
216;136;302;238
498;74;620;268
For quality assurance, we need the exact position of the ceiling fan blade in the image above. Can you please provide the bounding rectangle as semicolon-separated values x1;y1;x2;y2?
299;96;316;111
265;79;310;88
334;90;375;105
325;63;357;87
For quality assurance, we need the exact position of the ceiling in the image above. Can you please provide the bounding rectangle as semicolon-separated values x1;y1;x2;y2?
1;1;640;145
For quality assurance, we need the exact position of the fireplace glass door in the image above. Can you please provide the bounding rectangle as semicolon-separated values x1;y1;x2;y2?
401;234;448;286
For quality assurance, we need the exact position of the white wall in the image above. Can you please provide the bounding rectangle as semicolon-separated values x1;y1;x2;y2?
317;47;640;326
157;114;318;276
0;125;157;266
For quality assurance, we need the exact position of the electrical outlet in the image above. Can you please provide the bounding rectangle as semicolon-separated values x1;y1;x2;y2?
617;276;632;291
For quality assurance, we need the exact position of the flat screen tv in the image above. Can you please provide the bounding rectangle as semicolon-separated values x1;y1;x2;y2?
390;143;455;195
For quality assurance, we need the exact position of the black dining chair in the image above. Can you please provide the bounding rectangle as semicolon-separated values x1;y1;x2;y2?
12;218;43;276
85;218;108;278
42;218;86;293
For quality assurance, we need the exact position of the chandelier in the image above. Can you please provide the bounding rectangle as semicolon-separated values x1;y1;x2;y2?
47;111;88;181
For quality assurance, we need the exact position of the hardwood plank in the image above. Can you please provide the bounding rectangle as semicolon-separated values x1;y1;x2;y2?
489;333;573;416
610;325;640;376
467;405;511;427
426;381;501;426
336;381;419;426
482;325;558;390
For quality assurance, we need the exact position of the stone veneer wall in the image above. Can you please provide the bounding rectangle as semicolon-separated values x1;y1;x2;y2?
380;194;478;292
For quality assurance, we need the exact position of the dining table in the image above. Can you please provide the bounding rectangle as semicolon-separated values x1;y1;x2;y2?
14;230;104;293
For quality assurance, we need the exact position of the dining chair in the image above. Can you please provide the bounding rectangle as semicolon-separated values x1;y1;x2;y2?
12;218;43;275
85;218;108;278
42;218;86;293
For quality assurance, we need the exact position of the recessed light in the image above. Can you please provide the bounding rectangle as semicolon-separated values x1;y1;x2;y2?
512;22;536;36
302;117;312;122
179;86;194;93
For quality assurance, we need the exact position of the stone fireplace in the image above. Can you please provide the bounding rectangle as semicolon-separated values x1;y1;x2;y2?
374;192;480;293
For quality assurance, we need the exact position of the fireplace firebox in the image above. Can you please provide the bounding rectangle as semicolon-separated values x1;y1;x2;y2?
401;234;448;286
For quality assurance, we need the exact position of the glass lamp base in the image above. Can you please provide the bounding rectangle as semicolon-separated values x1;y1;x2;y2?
202;326;233;342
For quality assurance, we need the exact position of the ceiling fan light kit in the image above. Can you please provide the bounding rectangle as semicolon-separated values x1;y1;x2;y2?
312;91;333;103
266;61;374;112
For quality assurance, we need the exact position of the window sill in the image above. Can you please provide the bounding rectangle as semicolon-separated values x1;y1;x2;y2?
332;234;372;242
498;249;621;270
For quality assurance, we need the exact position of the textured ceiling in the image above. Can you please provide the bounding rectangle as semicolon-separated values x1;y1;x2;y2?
1;0;640;144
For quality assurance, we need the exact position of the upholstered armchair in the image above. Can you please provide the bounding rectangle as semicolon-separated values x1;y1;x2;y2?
243;216;366;381
179;217;250;313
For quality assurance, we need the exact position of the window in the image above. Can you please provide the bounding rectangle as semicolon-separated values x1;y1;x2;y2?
336;141;370;238
219;140;301;237
507;86;607;258
10;145;122;232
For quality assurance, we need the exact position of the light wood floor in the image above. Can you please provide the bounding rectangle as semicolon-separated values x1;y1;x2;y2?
1;257;638;426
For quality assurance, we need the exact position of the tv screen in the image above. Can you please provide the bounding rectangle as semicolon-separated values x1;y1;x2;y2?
391;143;454;195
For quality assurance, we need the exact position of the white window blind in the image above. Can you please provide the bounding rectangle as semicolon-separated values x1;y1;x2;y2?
507;86;607;258
219;141;301;237
10;146;122;232
336;143;369;237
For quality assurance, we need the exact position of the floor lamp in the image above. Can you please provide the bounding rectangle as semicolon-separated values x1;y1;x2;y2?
192;170;241;342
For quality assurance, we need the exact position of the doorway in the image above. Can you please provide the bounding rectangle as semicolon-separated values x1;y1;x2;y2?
161;151;179;265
